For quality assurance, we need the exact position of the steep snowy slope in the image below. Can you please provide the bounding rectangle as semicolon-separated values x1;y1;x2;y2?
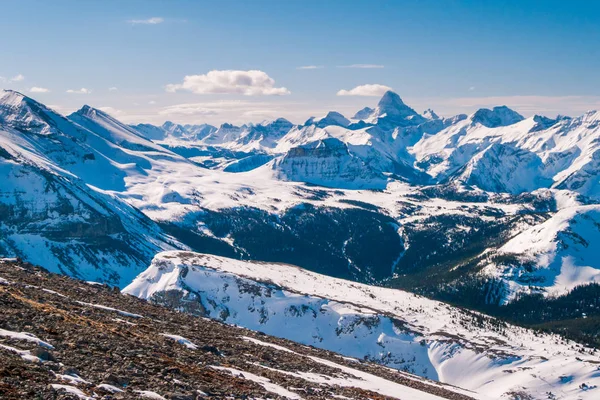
130;122;167;140
69;106;170;153
0;91;185;285
304;111;351;128
191;119;294;152
410;108;530;181
411;108;600;197
163;121;217;141
0;90;195;194
482;203;600;300
352;106;374;120
233;118;294;150
452;142;553;193
0;91;131;191
0;126;179;286
125;251;600;400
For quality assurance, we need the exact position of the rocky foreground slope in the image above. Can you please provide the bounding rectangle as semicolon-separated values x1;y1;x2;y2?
0;258;478;400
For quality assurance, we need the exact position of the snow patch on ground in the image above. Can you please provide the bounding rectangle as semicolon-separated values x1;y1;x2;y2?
112;318;137;326
96;383;124;393
211;365;302;399
0;343;42;363
0;328;54;349
134;390;167;399
50;384;93;400
54;372;91;385
160;333;198;350
242;336;293;353
76;301;143;318
41;288;67;297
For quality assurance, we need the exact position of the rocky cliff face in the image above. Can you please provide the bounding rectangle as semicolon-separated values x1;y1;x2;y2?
273;138;387;189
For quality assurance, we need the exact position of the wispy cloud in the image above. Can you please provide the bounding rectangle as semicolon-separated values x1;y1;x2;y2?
98;106;123;116
10;74;25;82
337;64;385;69
108;87;118;92
29;87;49;93
242;109;279;118
337;84;392;97
468;86;476;91
1;74;25;83
166;70;290;96
127;17;164;25
66;88;91;94
158;99;291;118
159;104;219;116
296;65;324;70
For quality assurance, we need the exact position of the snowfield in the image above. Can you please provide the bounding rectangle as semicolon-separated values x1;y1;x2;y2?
125;251;600;400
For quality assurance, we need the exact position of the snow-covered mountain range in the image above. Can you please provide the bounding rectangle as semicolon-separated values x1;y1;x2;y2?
129;90;600;198
1;87;600;397
1;88;599;297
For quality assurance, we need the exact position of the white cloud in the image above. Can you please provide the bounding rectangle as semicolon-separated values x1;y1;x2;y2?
158;100;280;117
296;65;324;70
337;84;392;97
29;87;50;93
242;109;278;117
66;88;91;94
127;17;164;25
468;86;476;91
98;107;123;116
152;99;325;125
337;64;384;69
108;87;118;91
165;70;290;96
10;74;25;82
148;100;156;105
159;104;219;116
1;74;25;83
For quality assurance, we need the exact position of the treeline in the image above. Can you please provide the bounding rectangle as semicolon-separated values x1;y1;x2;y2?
420;277;600;348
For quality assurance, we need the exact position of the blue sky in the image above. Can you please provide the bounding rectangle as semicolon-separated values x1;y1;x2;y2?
1;0;599;124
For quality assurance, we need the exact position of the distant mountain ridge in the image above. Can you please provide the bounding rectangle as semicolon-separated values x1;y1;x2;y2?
125;90;600;197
